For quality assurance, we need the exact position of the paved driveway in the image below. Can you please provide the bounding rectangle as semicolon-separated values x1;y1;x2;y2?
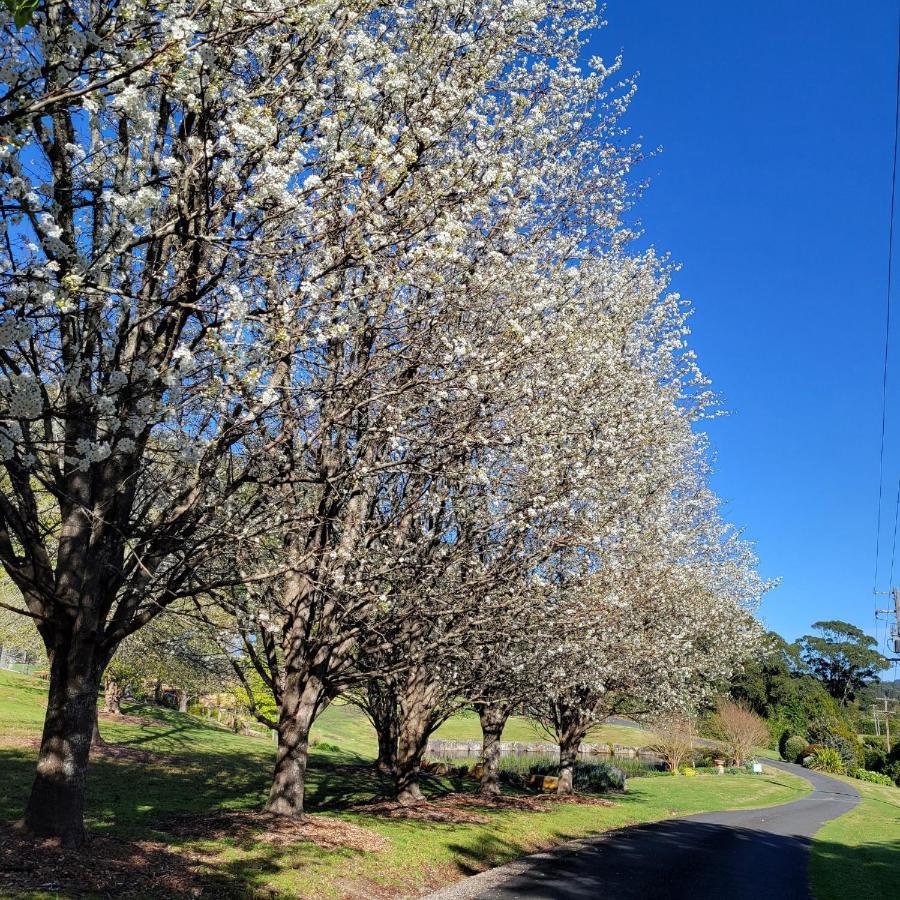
427;761;859;900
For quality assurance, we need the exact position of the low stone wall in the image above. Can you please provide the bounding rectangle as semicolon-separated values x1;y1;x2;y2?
426;738;661;761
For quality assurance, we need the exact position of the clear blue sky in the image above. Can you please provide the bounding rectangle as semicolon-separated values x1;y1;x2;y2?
592;1;899;649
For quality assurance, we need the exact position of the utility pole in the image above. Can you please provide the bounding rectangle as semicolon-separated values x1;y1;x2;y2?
874;696;898;753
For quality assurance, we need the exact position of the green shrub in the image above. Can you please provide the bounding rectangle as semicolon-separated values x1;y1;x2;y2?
573;761;626;792
808;746;844;774
850;768;894;786
885;760;900;785
527;759;626;792
782;735;808;763
863;745;887;773
313;741;341;752
678;765;697;777
808;719;861;770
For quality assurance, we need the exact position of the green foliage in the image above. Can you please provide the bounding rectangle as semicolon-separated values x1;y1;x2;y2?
1;0;38;29
808;746;845;774
795;621;888;705
850;768;894;786
678;765;698;777
885;761;900;785
862;743;887;773
783;734;808;763
808;718;861;770
233;667;279;724
730;629;847;744
572;761;627;792
527;759;627;792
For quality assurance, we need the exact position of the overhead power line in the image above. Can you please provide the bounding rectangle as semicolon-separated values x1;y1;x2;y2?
873;14;900;597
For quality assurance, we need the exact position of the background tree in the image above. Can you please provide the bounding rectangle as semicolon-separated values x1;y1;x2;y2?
795;620;889;705
711;700;769;766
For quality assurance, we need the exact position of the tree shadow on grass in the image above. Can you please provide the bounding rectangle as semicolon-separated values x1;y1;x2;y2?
810;833;900;900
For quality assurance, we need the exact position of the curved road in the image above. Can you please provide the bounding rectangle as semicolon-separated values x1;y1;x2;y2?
427;761;859;900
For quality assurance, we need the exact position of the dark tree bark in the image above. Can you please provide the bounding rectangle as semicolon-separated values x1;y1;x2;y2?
476;701;511;797
23;633;107;847
394;664;442;805
91;705;105;748
367;678;400;775
265;671;325;818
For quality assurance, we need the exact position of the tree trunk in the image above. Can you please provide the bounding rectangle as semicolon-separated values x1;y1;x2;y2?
557;726;587;796
265;673;322;818
367;678;400;775
394;668;437;805
91;705;105;748
178;691;189;713
104;673;121;714
477;701;510;797
154;679;163;704
23;639;105;847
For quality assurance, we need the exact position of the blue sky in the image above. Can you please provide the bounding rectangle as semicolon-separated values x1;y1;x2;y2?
591;1;899;651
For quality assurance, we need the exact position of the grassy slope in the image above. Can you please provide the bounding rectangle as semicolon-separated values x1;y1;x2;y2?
809;774;900;900
1;671;811;898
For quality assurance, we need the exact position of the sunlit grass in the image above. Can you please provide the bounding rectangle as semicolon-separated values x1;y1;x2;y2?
1;669;812;898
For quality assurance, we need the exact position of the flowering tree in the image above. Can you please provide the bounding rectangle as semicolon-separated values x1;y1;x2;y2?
206;0;651;818
0;0;364;843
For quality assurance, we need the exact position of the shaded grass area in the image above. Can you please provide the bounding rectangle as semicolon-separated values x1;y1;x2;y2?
810;774;900;900
1;670;811;898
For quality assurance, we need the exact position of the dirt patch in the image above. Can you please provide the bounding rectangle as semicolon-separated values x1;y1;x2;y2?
0;822;207;898
351;793;493;824
167;810;388;852
350;789;615;823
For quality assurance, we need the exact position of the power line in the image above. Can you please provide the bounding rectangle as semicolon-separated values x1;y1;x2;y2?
873;14;900;597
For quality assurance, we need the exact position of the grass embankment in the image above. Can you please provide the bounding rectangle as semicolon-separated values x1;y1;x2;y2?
810;774;900;900
0;670;810;898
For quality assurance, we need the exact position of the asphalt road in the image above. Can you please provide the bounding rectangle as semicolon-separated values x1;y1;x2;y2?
427;761;859;900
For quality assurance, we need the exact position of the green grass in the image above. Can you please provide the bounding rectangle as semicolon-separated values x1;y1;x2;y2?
809;774;900;900
314;702;661;753
0;670;813;898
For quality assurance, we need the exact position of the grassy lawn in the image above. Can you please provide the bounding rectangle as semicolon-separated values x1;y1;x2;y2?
313;703;658;755
809;774;900;900
0;670;812;898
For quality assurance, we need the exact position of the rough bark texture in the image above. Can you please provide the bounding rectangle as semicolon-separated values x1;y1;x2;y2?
178;691;189;713
557;726;587;795
104;674;122;714
367;678;400;775
91;706;104;748
394;665;438;805
265;671;323;818
24;637;106;847
477;701;511;797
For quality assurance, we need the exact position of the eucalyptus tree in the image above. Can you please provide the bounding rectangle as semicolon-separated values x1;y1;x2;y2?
0;0;368;844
